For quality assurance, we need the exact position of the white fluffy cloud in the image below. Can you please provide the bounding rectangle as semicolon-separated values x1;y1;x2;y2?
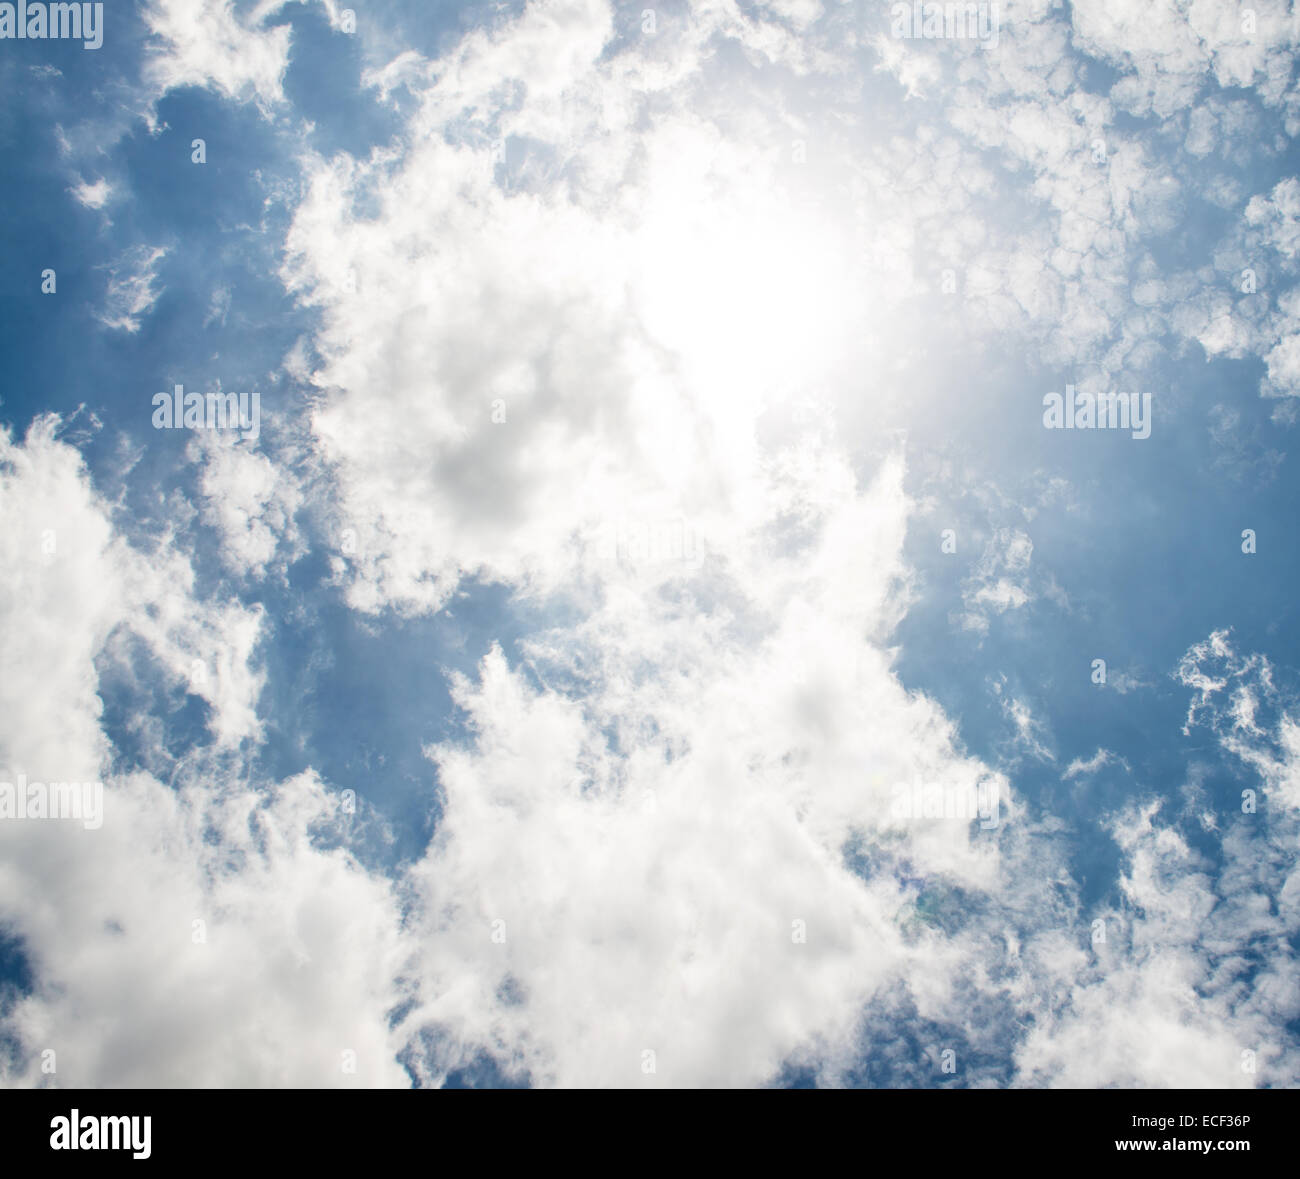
264;0;1300;1086
1071;0;1298;118
142;0;295;110
189;432;305;580
4;0;1299;1090
399;455;1021;1086
0;419;406;1086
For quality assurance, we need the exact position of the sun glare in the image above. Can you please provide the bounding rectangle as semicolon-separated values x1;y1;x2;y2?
631;180;859;416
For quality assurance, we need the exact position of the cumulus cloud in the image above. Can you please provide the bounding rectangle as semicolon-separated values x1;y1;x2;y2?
264;0;1300;1086
280;0;878;614
399;456;1021;1087
189;432;305;580
0;418;407;1086
142;0;296;110
4;0;1299;1092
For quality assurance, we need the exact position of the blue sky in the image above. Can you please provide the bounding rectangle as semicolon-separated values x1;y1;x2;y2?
1;0;1299;1088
